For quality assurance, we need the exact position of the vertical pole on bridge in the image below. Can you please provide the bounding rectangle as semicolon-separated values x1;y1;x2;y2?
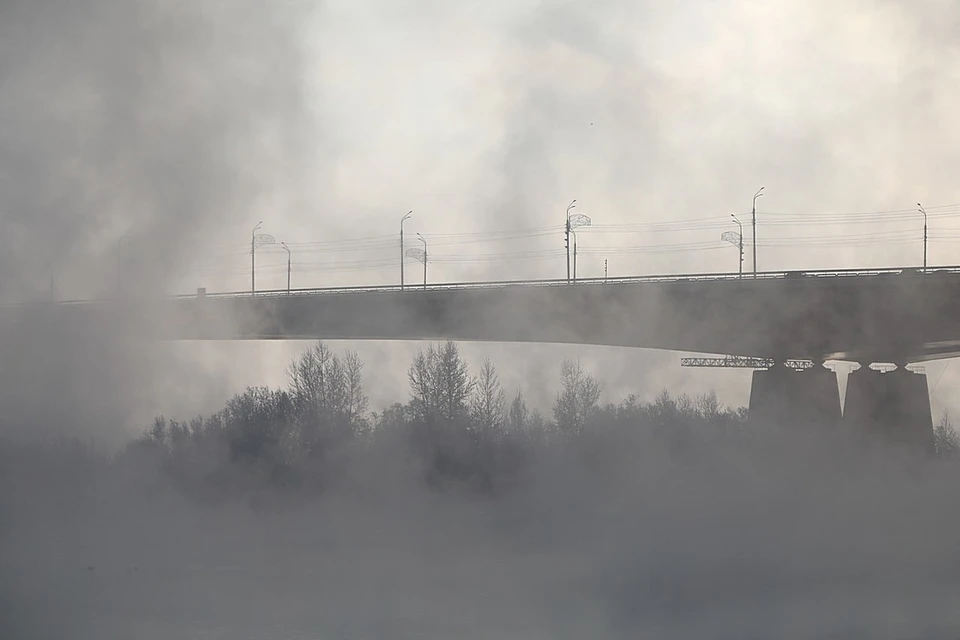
417;232;427;290
401;211;412;290
752;187;764;278
739;232;744;279
730;214;744;279
565;200;576;284
918;203;928;273
572;231;578;282
281;242;291;293
251;221;262;295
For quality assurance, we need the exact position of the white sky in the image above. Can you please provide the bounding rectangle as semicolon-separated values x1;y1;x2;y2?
173;1;960;295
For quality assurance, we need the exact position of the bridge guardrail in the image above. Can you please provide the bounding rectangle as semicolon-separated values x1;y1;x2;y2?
187;265;960;301
6;265;960;307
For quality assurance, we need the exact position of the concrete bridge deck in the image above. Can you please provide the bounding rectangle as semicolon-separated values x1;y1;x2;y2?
15;266;960;363
9;266;957;451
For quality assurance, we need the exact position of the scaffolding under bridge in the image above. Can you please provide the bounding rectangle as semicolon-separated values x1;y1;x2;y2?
680;356;816;370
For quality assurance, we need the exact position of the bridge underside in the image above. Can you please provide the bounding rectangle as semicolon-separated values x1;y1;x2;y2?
8;270;960;453
746;364;935;453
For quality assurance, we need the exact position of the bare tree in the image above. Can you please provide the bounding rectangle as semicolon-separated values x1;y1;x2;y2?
934;411;960;458
526;409;549;447
437;341;473;423
470;358;505;441
287;342;334;415
342;350;370;437
408;341;473;425
287;341;369;453
222;386;293;463
408;347;437;422
553;358;601;438
696;391;723;419
507;388;529;433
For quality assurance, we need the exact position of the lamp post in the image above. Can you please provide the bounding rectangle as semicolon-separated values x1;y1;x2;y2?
917;202;928;273
572;230;578;281
401;211;412;290
567;211;592;282
571;229;578;281
731;214;744;278
417;232;427;289
565;200;576;283
251;221;263;294
752;187;764;278
281;242;291;293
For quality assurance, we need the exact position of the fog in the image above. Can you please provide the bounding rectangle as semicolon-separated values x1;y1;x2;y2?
3;0;960;637
4;359;960;637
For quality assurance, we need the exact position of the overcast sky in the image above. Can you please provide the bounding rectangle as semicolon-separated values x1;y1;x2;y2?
190;0;960;296
3;0;960;436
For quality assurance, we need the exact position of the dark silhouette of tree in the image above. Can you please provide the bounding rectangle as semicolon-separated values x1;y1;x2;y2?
696;390;722;420
553;358;601;438
408;341;473;425
147;416;168;446
222;386;293;466
470;358;505;443
406;342;484;489
372;402;411;432
287;342;369;456
526;410;548;443
934;411;960;458
120;341;782;501
507;388;529;433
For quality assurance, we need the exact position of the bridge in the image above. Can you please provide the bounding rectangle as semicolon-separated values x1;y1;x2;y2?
11;265;960;451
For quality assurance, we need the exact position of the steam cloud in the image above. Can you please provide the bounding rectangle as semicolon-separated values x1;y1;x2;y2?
3;1;960;638
0;0;316;442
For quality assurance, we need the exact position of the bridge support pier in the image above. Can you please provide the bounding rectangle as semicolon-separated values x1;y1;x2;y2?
747;363;842;430
843;368;934;453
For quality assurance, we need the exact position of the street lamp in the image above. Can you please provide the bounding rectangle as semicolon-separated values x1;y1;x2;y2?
281;242;291;293
417;232;427;289
400;210;412;290
251;222;276;294
731;213;744;278
568;211;592;282
565;200;576;283
752;186;764;278
917;202;928;273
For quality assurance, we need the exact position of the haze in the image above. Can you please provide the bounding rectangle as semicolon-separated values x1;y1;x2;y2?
3;0;960;637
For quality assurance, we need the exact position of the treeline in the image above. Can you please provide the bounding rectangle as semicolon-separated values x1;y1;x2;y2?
118;341;960;502
122;341;752;500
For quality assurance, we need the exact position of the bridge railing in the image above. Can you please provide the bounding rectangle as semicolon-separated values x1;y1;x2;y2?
8;265;960;306
185;265;959;301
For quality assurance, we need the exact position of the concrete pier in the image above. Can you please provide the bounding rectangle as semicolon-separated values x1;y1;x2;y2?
747;364;842;430
843;368;934;453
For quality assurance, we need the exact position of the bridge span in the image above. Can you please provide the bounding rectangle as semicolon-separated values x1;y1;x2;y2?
12;265;960;451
